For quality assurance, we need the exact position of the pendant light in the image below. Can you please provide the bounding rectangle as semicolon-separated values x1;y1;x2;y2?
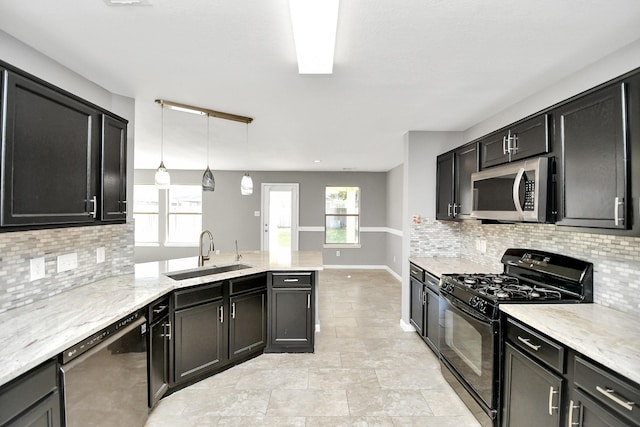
240;122;254;195
154;102;170;189
202;114;215;191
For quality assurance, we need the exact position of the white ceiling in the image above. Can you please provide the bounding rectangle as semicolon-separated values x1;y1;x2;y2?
1;0;640;172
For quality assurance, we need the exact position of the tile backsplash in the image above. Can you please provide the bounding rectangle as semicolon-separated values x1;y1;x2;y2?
0;223;134;313
411;219;640;316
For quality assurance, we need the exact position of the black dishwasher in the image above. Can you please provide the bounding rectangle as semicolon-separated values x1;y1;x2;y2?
60;310;148;427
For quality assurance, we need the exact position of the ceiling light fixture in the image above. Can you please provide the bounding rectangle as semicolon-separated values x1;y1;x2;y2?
154;102;170;189
240;123;254;196
288;0;339;74
202;114;215;192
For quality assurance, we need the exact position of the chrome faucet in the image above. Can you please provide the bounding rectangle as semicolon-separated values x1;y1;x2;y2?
235;239;242;262
198;230;214;267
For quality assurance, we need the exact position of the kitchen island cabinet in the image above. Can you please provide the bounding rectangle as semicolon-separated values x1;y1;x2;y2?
266;272;315;353
228;273;267;361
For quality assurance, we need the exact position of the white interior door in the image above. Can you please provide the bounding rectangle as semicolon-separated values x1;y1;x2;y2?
261;183;299;252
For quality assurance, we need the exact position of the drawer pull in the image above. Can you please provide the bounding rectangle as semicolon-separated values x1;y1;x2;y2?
153;305;167;314
548;386;558;415
284;278;299;283
517;335;541;351
596;385;635;411
411;269;420;276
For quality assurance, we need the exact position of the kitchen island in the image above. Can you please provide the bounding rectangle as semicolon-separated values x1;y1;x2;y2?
0;250;323;388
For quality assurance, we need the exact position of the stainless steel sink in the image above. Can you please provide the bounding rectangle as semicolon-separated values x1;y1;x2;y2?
165;264;252;281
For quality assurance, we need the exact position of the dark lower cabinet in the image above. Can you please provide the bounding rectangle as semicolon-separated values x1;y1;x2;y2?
569;355;640;427
172;289;227;386
555;83;629;229
409;263;439;354
502;342;563;427
148;296;169;409
0;360;61;427
229;275;267;361
267;272;315;353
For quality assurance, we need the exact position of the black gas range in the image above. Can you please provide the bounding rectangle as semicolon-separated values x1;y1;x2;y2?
437;248;593;427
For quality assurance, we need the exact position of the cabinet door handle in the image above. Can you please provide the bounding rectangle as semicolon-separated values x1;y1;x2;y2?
121;200;127;214
548;386;558;415
453;203;459;217
89;195;97;218
307;294;311;309
231;302;236;319
503;135;509;155
596;385;635;411
447;203;452;216
422;290;426;305
568;400;580;426
517;335;541;351
162;321;171;340
614;197;624;226
219;306;224;323
284;278;299;283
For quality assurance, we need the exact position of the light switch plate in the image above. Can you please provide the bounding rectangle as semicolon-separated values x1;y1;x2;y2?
96;247;106;263
30;257;46;281
57;253;78;272
254;211;260;217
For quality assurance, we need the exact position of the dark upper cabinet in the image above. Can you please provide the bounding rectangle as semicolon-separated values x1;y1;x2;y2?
480;114;550;169
436;143;478;220
101;115;127;222
0;63;128;230
1;69;99;227
555;83;629;229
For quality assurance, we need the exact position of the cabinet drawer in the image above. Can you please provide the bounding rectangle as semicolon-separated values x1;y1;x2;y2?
409;264;424;282
574;356;640;425
271;272;312;288
230;273;267;295
0;359;58;426
506;318;565;373
173;282;223;310
148;295;170;323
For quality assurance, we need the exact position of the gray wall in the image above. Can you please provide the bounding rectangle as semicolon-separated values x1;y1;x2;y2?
135;169;393;268
385;164;403;276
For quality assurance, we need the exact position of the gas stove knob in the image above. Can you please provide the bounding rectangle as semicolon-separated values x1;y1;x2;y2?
469;296;479;307
477;300;487;313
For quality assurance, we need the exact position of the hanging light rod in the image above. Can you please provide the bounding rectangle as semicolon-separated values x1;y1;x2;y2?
154;99;253;124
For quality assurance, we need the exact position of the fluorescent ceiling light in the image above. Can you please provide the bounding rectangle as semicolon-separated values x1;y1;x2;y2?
289;0;339;74
166;105;206;115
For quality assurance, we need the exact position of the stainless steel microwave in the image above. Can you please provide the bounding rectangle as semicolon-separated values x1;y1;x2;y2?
470;157;552;222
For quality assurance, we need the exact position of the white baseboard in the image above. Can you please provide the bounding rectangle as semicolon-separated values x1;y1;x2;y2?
399;318;416;332
323;264;402;281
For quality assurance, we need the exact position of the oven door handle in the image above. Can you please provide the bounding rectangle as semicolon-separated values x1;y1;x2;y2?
445;294;493;325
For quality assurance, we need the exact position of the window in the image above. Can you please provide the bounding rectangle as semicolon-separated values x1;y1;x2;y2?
167;185;202;244
133;185;159;244
133;184;202;246
325;186;360;246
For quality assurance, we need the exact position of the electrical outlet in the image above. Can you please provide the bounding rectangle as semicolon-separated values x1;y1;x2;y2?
254;211;260;217
393;255;396;263
30;257;45;281
57;253;78;273
336;250;340;257
96;247;106;263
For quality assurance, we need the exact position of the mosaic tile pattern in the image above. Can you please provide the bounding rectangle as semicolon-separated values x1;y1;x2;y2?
0;223;134;313
409;218;460;257
411;219;640;316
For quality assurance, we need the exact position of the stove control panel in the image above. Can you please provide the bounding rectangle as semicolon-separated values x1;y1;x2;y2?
521;252;551;265
469;296;488;314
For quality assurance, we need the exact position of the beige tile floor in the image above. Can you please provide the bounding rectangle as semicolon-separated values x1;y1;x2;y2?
145;269;481;426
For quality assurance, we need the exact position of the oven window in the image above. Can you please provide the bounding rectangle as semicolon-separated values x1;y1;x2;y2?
445;310;482;376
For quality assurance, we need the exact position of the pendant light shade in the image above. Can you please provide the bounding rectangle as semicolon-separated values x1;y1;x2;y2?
202;114;215;191
155;103;170;189
240;123;254;195
241;172;253;195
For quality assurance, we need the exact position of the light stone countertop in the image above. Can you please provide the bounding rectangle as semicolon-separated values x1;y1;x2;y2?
409;256;501;278
0;250;323;387
500;303;640;386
